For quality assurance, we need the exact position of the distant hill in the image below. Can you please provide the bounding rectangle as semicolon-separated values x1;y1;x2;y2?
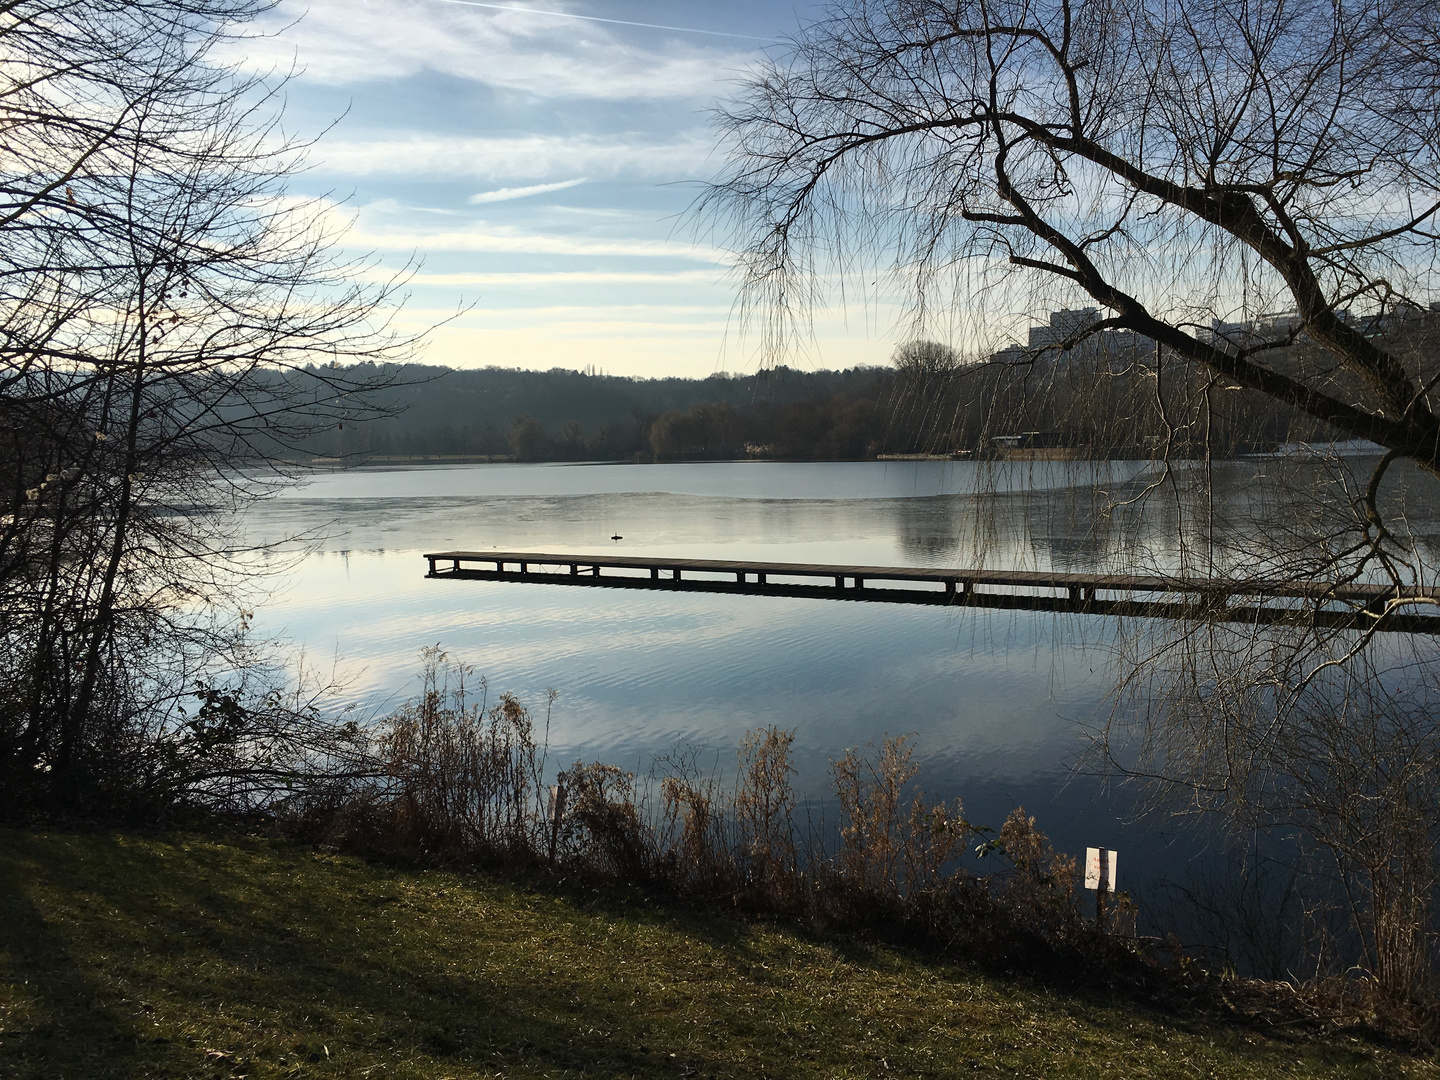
290;363;905;462
278;337;1373;465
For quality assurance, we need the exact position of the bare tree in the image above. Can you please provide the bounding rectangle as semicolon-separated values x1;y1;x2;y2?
0;1;416;809
893;339;960;379
704;0;1440;999
707;0;1440;465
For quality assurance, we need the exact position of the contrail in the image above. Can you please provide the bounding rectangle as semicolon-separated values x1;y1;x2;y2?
428;0;774;41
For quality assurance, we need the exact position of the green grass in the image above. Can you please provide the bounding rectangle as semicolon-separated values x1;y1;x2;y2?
0;827;1432;1078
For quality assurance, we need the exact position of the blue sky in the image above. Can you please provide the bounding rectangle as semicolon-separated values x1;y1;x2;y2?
223;0;905;377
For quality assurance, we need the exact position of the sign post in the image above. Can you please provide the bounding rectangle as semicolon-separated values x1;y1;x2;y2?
1084;847;1117;928
547;784;567;863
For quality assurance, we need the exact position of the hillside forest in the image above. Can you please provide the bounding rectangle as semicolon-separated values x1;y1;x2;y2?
294;315;1440;463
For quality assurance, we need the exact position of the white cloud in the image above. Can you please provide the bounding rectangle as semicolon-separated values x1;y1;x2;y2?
430;0;772;43
358;197;458;216
298;195;725;262
220;0;758;100
469;178;587;203
395;269;724;285
395;303;731;332
346;221;727;261
312;132;714;182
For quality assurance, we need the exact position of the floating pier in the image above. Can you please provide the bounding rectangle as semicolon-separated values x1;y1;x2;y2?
424;551;1440;634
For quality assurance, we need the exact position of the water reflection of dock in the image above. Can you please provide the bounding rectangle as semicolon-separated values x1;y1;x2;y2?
425;551;1440;634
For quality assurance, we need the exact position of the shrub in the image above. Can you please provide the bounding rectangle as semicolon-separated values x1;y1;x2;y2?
557;761;648;880
734;726;799;903
321;647;547;861
832;734;970;897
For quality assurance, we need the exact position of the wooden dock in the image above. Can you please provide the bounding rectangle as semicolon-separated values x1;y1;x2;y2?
424;551;1440;633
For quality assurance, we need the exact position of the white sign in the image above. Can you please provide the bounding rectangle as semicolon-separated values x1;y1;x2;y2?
547;784;567;828
1084;847;1117;891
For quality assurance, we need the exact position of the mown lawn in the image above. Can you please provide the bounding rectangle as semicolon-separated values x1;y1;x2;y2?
0;827;1432;1078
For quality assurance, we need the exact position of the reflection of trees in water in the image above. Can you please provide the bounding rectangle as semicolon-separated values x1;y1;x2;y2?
889;478;1154;573
896;458;1440;581
891;498;963;563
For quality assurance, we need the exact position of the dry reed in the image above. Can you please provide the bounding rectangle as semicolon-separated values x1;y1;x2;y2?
289;649;1131;965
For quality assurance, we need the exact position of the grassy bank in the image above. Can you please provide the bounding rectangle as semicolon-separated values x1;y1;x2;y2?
0;828;1431;1079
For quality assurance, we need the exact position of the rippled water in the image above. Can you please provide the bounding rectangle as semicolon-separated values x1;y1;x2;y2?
237;458;1287;894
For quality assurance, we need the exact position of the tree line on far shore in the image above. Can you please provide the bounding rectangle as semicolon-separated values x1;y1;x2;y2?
292;318;1440;464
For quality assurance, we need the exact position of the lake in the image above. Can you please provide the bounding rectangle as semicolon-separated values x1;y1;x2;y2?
236;457;1327;906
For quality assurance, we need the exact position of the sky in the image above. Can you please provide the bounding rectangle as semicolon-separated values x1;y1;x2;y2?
221;0;906;378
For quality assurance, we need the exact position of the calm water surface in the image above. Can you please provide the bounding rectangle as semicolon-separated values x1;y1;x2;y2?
240;459;1246;893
